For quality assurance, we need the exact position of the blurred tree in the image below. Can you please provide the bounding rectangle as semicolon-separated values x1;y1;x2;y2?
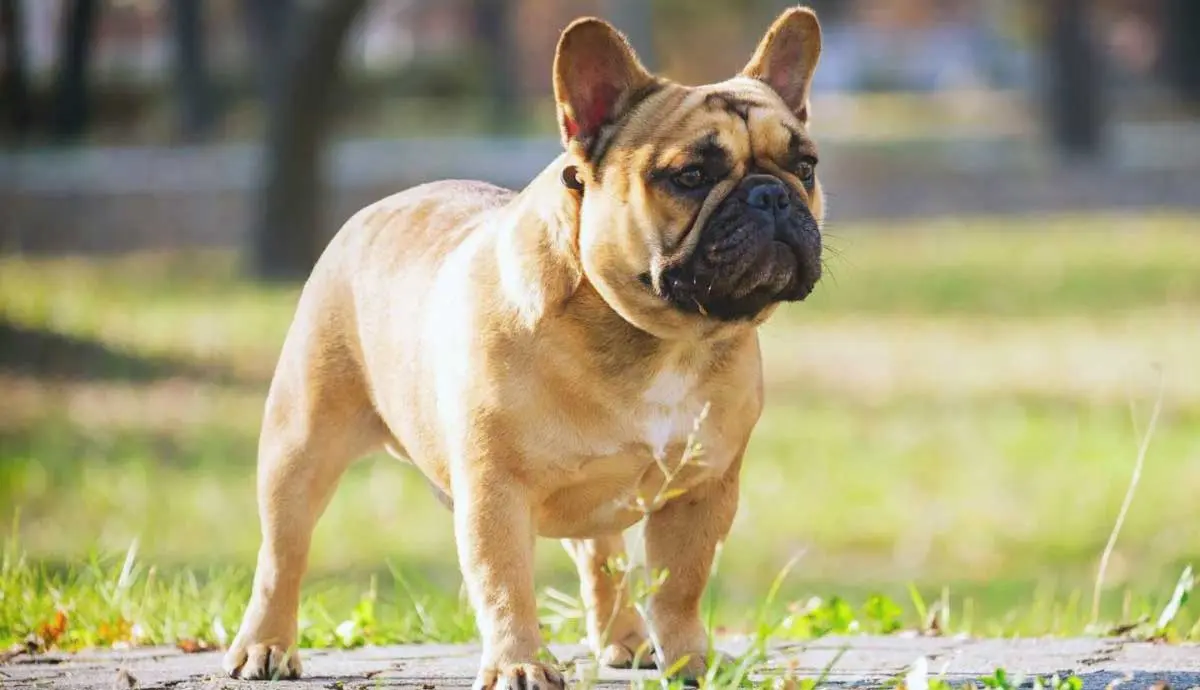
471;0;518;133
240;0;294;106
759;0;840;23
0;0;31;142
1043;0;1106;161
250;0;366;281
604;0;655;70
1161;0;1200;104
170;0;216;142
51;0;100;143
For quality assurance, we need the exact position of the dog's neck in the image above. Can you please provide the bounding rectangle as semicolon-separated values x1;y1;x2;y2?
495;155;649;338
493;154;753;370
493;153;584;327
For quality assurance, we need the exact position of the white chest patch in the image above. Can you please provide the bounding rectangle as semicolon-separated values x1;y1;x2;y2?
640;369;699;460
643;369;693;407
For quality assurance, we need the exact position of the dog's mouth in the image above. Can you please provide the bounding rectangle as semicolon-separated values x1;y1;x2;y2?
646;194;822;322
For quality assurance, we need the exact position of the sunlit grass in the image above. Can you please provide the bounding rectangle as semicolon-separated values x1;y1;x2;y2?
808;211;1200;316
2;211;1198;658
3;530;1195;661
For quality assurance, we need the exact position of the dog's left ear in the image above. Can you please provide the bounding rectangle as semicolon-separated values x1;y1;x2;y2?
553;17;656;154
741;7;822;125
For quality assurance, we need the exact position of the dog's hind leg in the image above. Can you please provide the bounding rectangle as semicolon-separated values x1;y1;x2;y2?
222;319;385;681
563;535;654;669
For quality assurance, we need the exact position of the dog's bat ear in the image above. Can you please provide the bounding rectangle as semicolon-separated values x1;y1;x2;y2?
741;6;822;124
553;17;656;154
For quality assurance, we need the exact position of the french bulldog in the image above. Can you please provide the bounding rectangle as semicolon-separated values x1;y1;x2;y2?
224;6;824;688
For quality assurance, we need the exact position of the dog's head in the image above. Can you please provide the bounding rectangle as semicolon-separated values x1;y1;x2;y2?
555;7;825;338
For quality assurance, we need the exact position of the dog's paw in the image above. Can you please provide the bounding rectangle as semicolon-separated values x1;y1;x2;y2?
599;632;656;669
591;610;655;669
222;641;302;680
659;649;732;687
473;661;565;690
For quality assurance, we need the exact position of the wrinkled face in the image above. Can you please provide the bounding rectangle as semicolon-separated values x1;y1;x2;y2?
554;9;825;338
587;82;824;327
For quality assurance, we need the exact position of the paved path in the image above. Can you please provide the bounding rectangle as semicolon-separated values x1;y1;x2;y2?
3;637;1199;689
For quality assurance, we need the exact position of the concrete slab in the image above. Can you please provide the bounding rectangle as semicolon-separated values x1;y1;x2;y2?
2;637;1198;689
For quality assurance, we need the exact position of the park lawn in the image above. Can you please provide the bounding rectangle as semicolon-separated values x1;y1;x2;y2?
1;211;1199;653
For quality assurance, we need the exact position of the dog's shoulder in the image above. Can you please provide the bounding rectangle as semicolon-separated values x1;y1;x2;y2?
358;179;514;238
327;179;514;270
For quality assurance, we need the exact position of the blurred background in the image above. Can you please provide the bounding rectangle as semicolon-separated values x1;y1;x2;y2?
2;0;1199;641
3;0;1200;260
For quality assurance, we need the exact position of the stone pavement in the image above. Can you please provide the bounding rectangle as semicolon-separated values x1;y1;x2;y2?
2;637;1199;689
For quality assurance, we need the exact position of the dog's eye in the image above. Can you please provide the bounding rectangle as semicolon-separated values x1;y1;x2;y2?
796;158;817;188
671;166;712;191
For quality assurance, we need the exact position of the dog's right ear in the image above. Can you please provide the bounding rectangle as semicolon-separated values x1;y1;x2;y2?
553;17;657;155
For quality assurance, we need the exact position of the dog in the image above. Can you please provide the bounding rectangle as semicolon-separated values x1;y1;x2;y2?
223;6;824;688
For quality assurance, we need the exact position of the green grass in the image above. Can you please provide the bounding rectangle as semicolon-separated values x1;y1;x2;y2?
2;211;1199;661
811;212;1200;316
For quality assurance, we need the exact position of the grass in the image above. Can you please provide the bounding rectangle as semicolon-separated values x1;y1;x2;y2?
2;211;1199;673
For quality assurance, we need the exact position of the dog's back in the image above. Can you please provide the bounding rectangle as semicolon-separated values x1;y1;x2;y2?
260;177;516;460
340;179;515;268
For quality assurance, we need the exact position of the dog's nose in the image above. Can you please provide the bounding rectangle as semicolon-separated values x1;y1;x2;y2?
744;176;790;214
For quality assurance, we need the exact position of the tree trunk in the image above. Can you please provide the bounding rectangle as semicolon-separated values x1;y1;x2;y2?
0;0;31;142
170;0;216;142
1043;0;1105;161
1161;0;1200;104
51;0;99;143
249;0;365;281
471;0;518;133
239;0;294;105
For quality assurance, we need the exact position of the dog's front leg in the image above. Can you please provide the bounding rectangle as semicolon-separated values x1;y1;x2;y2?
455;468;564;690
644;456;741;683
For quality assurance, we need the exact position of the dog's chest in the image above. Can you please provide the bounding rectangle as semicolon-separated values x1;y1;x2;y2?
528;351;758;538
534;368;714;538
574;365;717;477
637;368;704;460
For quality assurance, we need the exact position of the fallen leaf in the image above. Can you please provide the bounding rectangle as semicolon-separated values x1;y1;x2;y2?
1106;621;1141;637
0;637;37;663
175;639;213;654
35;610;69;650
97;617;133;647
